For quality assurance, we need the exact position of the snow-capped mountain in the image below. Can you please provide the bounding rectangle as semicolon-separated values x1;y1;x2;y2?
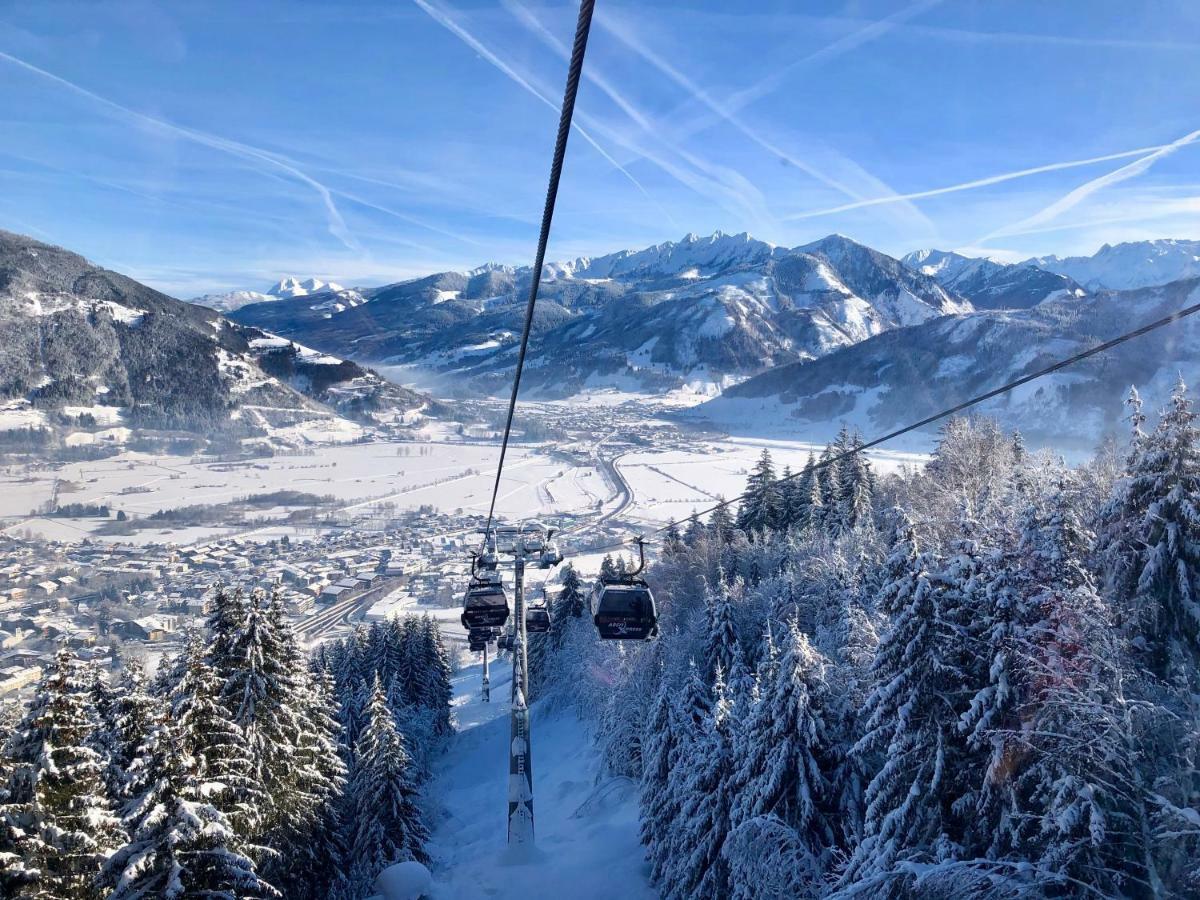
1024;239;1200;290
0;230;424;448
190;288;276;312
544;230;776;282
696;275;1200;447
269;276;346;298
194;277;366;313
901;249;1083;309
231;232;969;397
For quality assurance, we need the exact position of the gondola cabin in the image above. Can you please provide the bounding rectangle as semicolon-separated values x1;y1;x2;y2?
468;629;491;652
526;604;551;634
538;542;562;569
461;581;509;630
593;580;658;641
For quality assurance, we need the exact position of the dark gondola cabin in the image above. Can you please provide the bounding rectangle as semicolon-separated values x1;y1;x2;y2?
468;629;490;652
526;605;550;634
593;581;658;641
461;581;509;630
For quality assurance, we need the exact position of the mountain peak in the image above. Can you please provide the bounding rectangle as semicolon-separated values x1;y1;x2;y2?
1024;238;1200;290
269;276;345;298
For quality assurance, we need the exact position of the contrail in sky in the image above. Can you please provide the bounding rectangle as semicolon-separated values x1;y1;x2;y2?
0;48;362;251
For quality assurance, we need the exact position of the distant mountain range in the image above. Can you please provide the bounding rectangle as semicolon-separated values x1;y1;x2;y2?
227;234;1194;401
1023;239;1200;290
0;231;424;451
6;226;1198;452
193;276;365;312
698;274;1200;448
901;249;1083;309
219;231;1200;444
230;232;974;396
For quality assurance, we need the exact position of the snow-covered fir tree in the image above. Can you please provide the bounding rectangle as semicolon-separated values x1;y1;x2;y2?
1;648;124;899
726;620;837;897
344;676;430;895
105;708;278;899
737;450;782;533
169;637;265;842
101;658;158;802
705;584;741;684
669;667;736;900
709;499;735;544
839;513;980;889
1114;378;1200;681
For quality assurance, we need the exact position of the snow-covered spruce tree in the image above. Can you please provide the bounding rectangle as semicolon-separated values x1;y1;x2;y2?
1120;378;1200;681
724;813;821;900
683;511;706;547
663;519;686;557
416;615;453;735
83;660;121;793
1093;387;1151;611
791;454;820;532
345;675;429;896
1099;381;1200;893
646;660;710;889
816;444;843;534
552;563;588;624
737;449;782;534
838;435;875;532
0;697;33;897
260;589;350;898
205;583;250;667
1010;575;1156;896
777;466;799;530
170;636;266;843
1;647;124;899
952;485;1112;868
839;512;979;889
709;499;735;544
379;616;407;695
596;644;652;780
210;588;308;844
639;665;676;876
105;708;278;899
669;667;736;900
726;620;837;898
280;662;350;900
101;658;158;802
705;584;741;685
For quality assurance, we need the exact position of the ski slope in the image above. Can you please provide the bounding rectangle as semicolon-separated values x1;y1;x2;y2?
425;656;655;899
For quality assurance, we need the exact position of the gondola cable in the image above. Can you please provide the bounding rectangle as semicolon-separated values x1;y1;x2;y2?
483;0;596;539
578;297;1200;556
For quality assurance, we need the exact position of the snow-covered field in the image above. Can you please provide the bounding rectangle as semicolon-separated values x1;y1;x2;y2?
1;413;931;545
615;437;928;526
0;441;597;544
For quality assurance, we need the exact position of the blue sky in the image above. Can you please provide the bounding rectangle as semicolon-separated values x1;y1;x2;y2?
1;0;1197;296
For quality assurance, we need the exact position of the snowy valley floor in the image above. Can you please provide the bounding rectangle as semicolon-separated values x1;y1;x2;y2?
425;656;656;899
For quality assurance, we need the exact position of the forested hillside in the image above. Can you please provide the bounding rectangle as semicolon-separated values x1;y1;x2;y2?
0;591;450;899
540;381;1200;898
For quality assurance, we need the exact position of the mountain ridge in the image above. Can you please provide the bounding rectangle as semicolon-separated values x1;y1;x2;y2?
230;231;970;397
0;230;424;451
695;275;1200;447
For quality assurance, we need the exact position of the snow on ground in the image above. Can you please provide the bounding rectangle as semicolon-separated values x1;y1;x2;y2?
0;440;608;544
616;437;929;525
425;655;655;900
0;407;49;431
